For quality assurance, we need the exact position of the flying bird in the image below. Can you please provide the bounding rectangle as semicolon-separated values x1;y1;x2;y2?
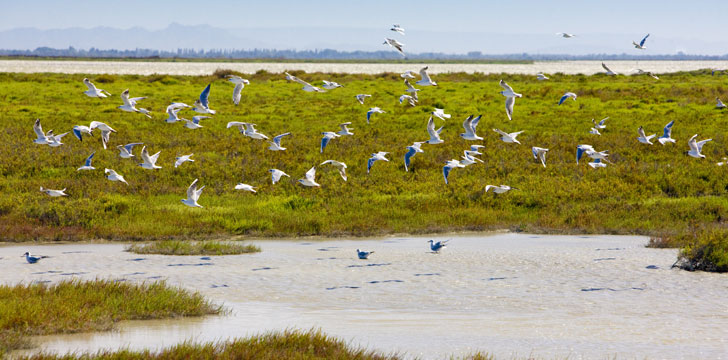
404;141;425;172
493;128;523;144
118;89;151;118
443;159;465;184
104;168;128;185
269;169;290;184
602;62;618;76
72;125;93;141
383;38;405;56
426;116;444;144
367;152;389;174
687;134;712;158
46;130;68;148
268;132;292;151
181;178;204;208
40;186;67;197
355;94;371;105
367;107;385;124
32;119;50;145
589;127;601;136
193;84;216;114
460;115;483;141
404;79;420;98
116;142;144;159
139;146;162;169
390;24;405;35
588;158;607;168
557;33;576;38
559;92;577;105
77;152;96;171
637;126;656;145
532;147;549;168
633;33;650;49
536;73;550;81
657;120;676;145
485;185;518;194
416;66;437;86
320;160;348;181
337;122;354;136
399;94;417;107
431;107;450;121
183;116;210;129
717;98;727;109
592;117;608;130
298;166;320;187
401;70;417;79
234;183;256;193
499;80;522;120
227;75;250;105
285;72;325;92
89;121;116;149
165;102;190;123
83;78;111;98
175;154;195;168
321;80;343;90
320;132;340;153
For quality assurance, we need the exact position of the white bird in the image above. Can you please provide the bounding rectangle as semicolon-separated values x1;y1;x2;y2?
298;166;320;187
485;185;517;194
431;107;450;121
82;78;111;98
269;169;290;184
165;103;190;123
470;144;485;153
285;72;325;93
602;62;618;76
118;89;151;118
400;70;417;79
589;128;601;136
175;154;194;168
32;119;50;144
100;130;112;150
559;92;577;105
460;115;483;141
443;159;465;184
193;84;216;114
416;66;437;86
592;117;608;130
399;94;417;107
337;122;354;136
320;132;340;153
227;122;270;140
321;80;343;90
367;107;385;124
46;130;68;147
557;32;576;38
460;151;484;167
268;132;292;151
428;239;448;252
77;152;96;171
357;249;374;259
576;144;594;164
105;168;128;185
227;75;250;105
72;125;93;141
320;160;348;181
183;119;203;129
658;120;676;145
181;178;204;208
390;24;405;35
235;183;257;193
139;146;162;169
499;80;522;120
687;134;712;159
22;252;49;264
717;98;727;109
426;116;444;144
367;152;389;174
404;79;420;98
89;121;116;149
532;147;549;168
404;141;425;172
636;69;660;80
355;94;371;105
383;38;405;56
40;186;67;197
536;73;550;81
588;158;608;168
637;126;656;145
493;128;523;144
117;142;144;159
633;33;650;49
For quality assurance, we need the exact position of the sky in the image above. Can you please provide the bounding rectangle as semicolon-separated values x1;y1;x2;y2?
2;0;727;54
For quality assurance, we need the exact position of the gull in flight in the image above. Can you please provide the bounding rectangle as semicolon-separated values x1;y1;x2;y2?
165;102;191;123
592;117;608;130
357;249;374;259
175;154;194;168
390;24;405;35
193;84;216;114
460;150;484;167
589;127;601;136
404;79;420;99
485;185;518;194
717;98;727;109
426;116;444;144
89;121;116;149
355;94;371;105
268;132;292;151
320;160;348;181
321;131;340;153
46;130;68;147
576;145;612;165
401;70;417;79
416;66;437;86
285;72;325;92
536;73;550;81
117;142;144;159
428;239;448;253
139;146;162;169
559;92;577;105
182;179;204;208
602;62;618;76
633;33;650;49
532;147;549;167
588;158;607;168
636;69;660;80
443;159;465;184
118;89;151;118
227;122;269;140
637;126;656;145
367;151;389;174
576;144;594;164
83;78;111;98
557;33;576;38
298;166;320;187
183;116;210;129
470;144;485;153
431;107;450;121
77;152;96;171
269;169;290;184
493;128;523;144
657;120;676;145
399;94;417;107
499;80;522;120
235;183;256;193
32;119;50;144
460;115;483;141
383;38;405;56
72;125;93;141
687;134;711;158
40;186;67;197
22;252;49;264
105;168;128;185
322;80;343;90
404;141;425;172
227;75;250;105
367;107;385;124
337;122;354;136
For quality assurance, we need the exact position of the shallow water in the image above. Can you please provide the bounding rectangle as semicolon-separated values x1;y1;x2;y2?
3;233;727;359
2;60;728;76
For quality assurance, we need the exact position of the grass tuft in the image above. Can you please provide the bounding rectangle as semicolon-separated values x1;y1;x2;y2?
126;240;260;255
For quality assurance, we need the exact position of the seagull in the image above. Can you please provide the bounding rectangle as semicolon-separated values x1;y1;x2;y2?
47;131;68;147
72;125;93;141
592;117;608;130
588;158;607;168
416;66;437;86
428;239;448;253
485;185;518;194
269;169;290;184
234;183;257;193
431;107;450;121
399;94;417;107
105;168;128;185
404;79;420;98
589;128;601;136
285;72;325;92
183;116;210;130
493;128;523;144
404;141;425;172
320;132;340;153
89;121;116;149
357;249;374;259
117;142;144;159
32;119;50;145
576;144;594;164
181;178;204;208
298;166;320;187
367;152;389;174
717;98;727;109
175;154;194;168
460;151;484;167
337;122;354;136
658;120;676;145
193;84;216;114
390;24;405;35
228;122;270;140
602;62;618;76
443;159;465;184
139;146;162;169
559;92;577;105
22;252;49;264
165;103;190;123
355;94;371;105
401;70;417;79
383;38;405;56
499;80;522;120
687;134;712;158
82;78;111;98
460;115;483;141
532;147;549;167
426;116;444;144
322;80;343;90
576;144;612;164
557;32;576;38
633;33;650;49
536;73;550;81
268;132;292;151
636;69;660;80
40;186;67;197
320;160;348;181
77;152;96;171
227;75;250;105
367;107;385;124
470;144;485;153
100;130;112;149
118;89;151;118
637;126;656;145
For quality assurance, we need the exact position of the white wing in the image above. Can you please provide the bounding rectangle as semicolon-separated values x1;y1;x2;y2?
120;89;132;107
499;80;514;93
505;97;515;120
33;119;45;139
232;83;243;105
83;78;98;92
305;167;316;181
419;67;433;83
187;179;199;201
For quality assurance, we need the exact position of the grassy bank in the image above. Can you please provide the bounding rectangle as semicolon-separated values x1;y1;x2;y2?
0;56;533;64
126;239;260;255
0;280;221;354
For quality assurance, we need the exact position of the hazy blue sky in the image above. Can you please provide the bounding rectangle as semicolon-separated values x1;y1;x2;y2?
2;0;727;54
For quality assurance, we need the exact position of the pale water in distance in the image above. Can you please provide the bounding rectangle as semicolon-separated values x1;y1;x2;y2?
3;233;727;359
2;60;728;75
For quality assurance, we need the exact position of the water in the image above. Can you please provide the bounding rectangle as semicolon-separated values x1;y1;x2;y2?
1;60;728;75
3;233;727;359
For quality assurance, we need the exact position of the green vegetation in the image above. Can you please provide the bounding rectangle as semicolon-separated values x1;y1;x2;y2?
0;280;221;354
1;70;728;269
126;239;260;255
650;228;728;272
0;56;533;64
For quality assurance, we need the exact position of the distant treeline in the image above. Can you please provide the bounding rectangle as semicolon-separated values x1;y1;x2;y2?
1;46;728;61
